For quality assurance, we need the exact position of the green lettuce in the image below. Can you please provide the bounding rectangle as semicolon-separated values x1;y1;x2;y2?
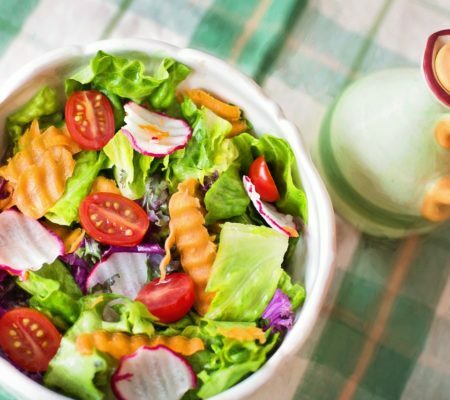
103;131;153;199
17;261;82;329
277;270;306;310
181;319;278;399
46;151;108;225
65;51;191;114
168;98;238;185
45;294;155;400
205;223;289;322
232;133;308;221
204;166;249;224
6;86;61;151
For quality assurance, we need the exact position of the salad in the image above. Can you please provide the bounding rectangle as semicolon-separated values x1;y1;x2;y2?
0;51;307;400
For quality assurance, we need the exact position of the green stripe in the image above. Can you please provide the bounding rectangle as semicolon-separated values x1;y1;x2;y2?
360;224;450;398
0;0;39;55
237;0;307;82
100;0;134;39
189;0;261;61
295;237;401;399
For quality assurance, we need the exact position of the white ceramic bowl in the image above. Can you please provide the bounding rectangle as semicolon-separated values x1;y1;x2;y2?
0;39;335;400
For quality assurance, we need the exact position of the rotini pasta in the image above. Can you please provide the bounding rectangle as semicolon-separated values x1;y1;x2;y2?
159;178;216;316
75;330;204;359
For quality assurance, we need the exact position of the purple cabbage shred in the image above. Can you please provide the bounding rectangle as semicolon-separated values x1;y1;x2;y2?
60;253;90;294
261;289;294;333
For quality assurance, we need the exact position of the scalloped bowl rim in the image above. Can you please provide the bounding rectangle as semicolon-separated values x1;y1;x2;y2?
0;39;335;400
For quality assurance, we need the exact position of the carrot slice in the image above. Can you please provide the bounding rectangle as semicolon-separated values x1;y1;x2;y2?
90;176;121;195
186;89;241;121
76;331;204;358
228;120;248;137
217;326;266;344
42;221;85;254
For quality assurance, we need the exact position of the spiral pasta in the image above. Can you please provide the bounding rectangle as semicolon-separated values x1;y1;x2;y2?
159;178;216;316
75;331;204;359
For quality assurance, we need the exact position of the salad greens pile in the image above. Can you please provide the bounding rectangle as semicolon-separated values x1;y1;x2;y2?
0;50;308;400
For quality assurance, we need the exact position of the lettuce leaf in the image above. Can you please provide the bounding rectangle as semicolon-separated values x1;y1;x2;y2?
103;131;153;199
168;98;238;185
181;319;279;399
205;223;288;322
6;86;61;151
17;260;82;329
204;166;249;224
232;133;308;221
44;294;155;400
45;151;108;225
277;270;306;310
65;51;190;112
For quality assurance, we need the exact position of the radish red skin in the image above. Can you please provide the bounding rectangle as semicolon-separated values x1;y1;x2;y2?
112;345;196;400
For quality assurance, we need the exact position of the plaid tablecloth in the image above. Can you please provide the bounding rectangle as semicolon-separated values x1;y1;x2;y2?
0;0;449;399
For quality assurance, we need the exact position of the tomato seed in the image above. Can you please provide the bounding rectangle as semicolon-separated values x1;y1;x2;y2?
90;214;97;221
106;201;111;207
13;341;21;348
125;229;133;236
113;202;119;210
9;330;16;337
96;221;103;227
22;318;29;326
42;341;48;348
36;330;44;338
30;324;38;331
124;209;131;216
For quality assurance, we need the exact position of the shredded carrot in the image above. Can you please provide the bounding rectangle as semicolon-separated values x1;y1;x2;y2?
90;176;121;195
217;326;266;344
76;331;204;359
42;221;85;253
159;179;216;315
228;120;248;137
186;89;241;121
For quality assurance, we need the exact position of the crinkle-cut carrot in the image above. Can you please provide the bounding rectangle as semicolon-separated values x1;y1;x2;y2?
14;146;75;219
217;326;266;344
42;221;85;254
90;176;121;195
228;120;248;138
186;89;241;121
0;121;79;185
76;331;204;359
18;121;81;155
159;179;216;316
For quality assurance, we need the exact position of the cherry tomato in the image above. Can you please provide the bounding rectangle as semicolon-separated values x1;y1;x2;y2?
248;155;280;202
0;308;61;372
65;90;115;150
136;273;195;323
79;192;150;247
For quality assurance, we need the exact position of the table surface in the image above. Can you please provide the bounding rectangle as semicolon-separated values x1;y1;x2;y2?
0;0;449;399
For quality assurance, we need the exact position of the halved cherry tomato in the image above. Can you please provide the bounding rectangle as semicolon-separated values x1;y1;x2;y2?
0;308;61;372
136;273;195;323
248;155;280;202
65;90;115;150
79;192;149;247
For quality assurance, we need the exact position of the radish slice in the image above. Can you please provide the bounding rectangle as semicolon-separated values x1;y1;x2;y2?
423;29;450;107
0;209;64;279
86;252;148;298
243;176;298;238
112;345;196;400
122;102;192;157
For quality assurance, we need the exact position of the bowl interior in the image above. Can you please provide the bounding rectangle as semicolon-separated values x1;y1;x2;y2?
0;39;335;400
